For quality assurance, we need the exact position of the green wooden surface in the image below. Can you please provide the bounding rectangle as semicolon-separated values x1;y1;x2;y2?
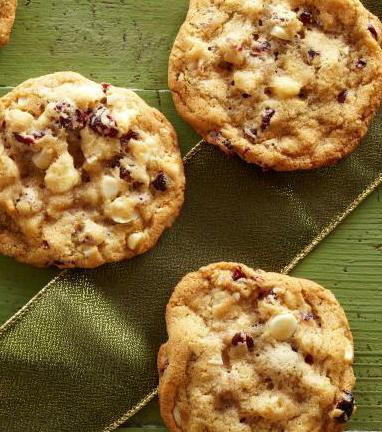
0;1;381;431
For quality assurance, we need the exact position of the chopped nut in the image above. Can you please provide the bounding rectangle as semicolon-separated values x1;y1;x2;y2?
268;313;298;341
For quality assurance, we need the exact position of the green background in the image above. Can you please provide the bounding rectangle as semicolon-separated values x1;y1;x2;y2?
0;1;381;430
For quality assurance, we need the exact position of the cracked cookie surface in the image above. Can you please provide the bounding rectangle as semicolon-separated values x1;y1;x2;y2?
0;0;17;46
158;262;355;431
0;72;185;268
169;0;382;170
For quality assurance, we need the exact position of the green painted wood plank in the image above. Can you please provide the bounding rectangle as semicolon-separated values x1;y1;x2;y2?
0;0;381;430
0;0;189;89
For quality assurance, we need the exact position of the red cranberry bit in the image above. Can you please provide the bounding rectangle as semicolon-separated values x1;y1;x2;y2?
299;10;313;25
242;93;251;99
102;83;111;93
55;102;87;130
231;332;246;346
33;131;46;140
355;59;367;69
0;120;6;131
120;130;140;146
368;25;378;40
261;108;276;130
120;167;132;182
223;138;233;150
231;332;254;351
244;127;258;143
335;391;355;423
152;172;167;191
14;132;35;145
308;49;320;58
232;267;246;281
251;40;271;56
301;312;315;321
337;90;348;104
304;354;314;365
89;106;119;138
245;335;255;351
265;289;278;302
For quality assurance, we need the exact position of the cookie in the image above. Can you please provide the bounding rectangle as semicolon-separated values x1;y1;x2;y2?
0;0;17;46
169;0;382;170
158;262;355;432
0;72;185;268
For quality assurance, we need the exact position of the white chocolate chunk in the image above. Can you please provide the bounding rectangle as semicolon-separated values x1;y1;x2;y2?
127;231;146;250
268;312;298;341
0;152;19;188
233;70;263;94
32;147;55;170
271;25;291;40
173;405;182;427
82;220;105;245
100;175;121;200
271;76;301;99
5;109;35;132
45;153;80;194
344;344;354;363
106;196;140;224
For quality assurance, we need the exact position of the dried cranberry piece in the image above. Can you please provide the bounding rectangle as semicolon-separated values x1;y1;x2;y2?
265;289;278;302
152;172;167;191
337;90;348;104
242;93;251;99
245;335;255;351
223;139;233;150
232;267;246;281
102;83;111;93
120;167;132;182
261;108;276;130
54;102;87;130
14;132;35;145
304;354;314;364
251;40;272;56
33;131;46;140
89;106;119;138
231;332;254;351
335;391;355;423
355;59;367;69
244;127;258;143
231;332;246;346
301;312;315;321
308;49;320;58
299;10;313;25
121;130;140;145
368;25;378;40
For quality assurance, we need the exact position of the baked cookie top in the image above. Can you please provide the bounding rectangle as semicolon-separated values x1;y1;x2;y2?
0;72;185;268
0;0;17;46
169;0;382;170
158;262;355;432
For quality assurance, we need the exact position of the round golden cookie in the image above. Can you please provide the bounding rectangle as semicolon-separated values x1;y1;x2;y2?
0;72;185;268
169;0;382;170
0;0;17;46
158;262;355;432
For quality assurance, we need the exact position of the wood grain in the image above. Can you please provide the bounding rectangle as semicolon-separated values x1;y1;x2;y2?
0;0;381;430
